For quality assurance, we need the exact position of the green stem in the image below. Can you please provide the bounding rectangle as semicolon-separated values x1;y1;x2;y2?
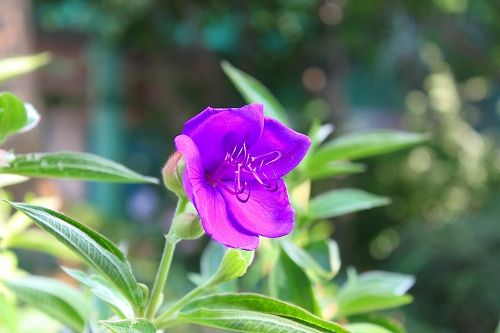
145;198;187;319
154;281;213;328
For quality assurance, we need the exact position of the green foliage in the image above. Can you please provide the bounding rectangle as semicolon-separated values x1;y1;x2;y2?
3;229;81;262
335;270;414;318
4;276;88;332
0;293;18;333
305;161;366;181
6;202;145;310
221;61;290;126
180;294;347;333
63;268;135;319
0;61;426;333
308;130;429;166
347;323;394;333
0;152;158;184
281;239;341;282
100;319;156;333
209;248;255;285
273;248;320;315
308;189;391;219
180;309;323;333
0;92;37;144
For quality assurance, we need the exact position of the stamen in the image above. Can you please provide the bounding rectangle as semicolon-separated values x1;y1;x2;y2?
210;142;281;202
217;180;250;203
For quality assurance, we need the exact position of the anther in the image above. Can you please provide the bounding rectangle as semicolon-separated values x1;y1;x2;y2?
214;142;281;201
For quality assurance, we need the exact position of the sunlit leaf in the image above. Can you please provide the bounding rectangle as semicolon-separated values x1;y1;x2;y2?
305;161;366;181
180;293;349;333
209;248;255;285
0;53;51;83
4;229;80;262
15;307;63;333
310;130;429;165
0;92;28;143
63;268;134;319
101;319;156;333
6;202;144;309
281;240;340;282
2;196;61;237
0;251;18;279
0;152;158;184
221;61;290;125
346;323;394;333
309;189;390;219
348;314;406;333
0;174;28;188
336;270;415;317
0;293;19;332
4;276;87;332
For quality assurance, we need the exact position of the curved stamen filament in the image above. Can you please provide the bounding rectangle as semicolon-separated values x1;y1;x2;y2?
217;180;250;203
211;142;281;201
252;151;282;165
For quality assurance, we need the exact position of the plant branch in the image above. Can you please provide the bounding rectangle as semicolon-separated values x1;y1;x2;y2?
144;197;187;319
154;280;213;328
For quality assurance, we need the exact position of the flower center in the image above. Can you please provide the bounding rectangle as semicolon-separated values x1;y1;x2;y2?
207;142;281;203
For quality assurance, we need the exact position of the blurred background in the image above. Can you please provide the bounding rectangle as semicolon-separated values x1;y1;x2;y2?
1;1;499;332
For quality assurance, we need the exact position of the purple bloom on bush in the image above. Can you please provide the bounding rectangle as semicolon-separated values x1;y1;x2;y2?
175;104;310;250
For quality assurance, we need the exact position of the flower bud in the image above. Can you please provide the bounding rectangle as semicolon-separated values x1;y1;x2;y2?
172;212;204;241
162;151;185;197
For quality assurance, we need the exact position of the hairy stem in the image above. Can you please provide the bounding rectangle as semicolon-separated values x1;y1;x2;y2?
145;198;187;319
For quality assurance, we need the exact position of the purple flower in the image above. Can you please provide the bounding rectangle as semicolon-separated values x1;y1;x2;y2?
175;104;311;250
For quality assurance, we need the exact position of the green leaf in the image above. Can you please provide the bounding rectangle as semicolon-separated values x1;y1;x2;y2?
0;151;158;183
180;309;325;332
309;189;390;219
346;323;393;333
0;92;28;143
347;314;406;333
221;61;290;125
180;293;349;333
336;270;415;318
189;242;236;292
4;276;87;332
63;268;135;319
308;121;334;152
14;307;63;333
209;248;255;285
0;293;18;332
305;161;366;181
3;229;81;262
6;202;144;309
281;240;340;282
0;251;18;279
273;248;320;315
311;130;429;165
0;53;51;83
101;319;156;333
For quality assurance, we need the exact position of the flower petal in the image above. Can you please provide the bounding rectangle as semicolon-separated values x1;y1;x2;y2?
175;134;260;250
221;179;294;238
182;104;264;174
250;117;311;177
